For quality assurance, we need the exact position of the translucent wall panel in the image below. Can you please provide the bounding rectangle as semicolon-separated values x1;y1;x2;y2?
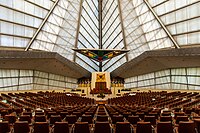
0;69;77;91
0;0;54;47
34;84;49;90
0;69;18;77
125;68;200;90
33;70;77;90
0;78;18;88
34;71;49;89
19;77;33;88
66;76;77;89
138;73;154;80
171;76;187;84
187;68;200;76
34;71;48;78
20;70;33;77
0;69;33;91
171;84;188;90
187;68;200;90
18;84;33;91
138;79;155;88
155;84;171;90
49;73;65;81
49;73;66;88
17;69;33;90
34;77;48;86
155;70;170;77
188;85;200;90
49;80;65;88
149;0;200;46
187;77;200;86
0;70;19;91
1;86;18;91
156;76;170;85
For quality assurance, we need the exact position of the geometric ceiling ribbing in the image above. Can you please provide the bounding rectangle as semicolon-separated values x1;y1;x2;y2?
30;0;79;62
101;0;127;72
120;0;175;62
75;0;100;72
0;0;199;74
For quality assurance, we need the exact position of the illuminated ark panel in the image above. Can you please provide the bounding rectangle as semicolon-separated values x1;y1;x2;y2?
91;72;111;94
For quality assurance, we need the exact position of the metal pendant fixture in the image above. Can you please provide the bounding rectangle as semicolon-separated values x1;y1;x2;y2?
73;48;129;62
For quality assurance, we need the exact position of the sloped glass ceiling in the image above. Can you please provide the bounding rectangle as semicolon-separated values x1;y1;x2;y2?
0;0;55;47
31;0;79;61
101;0;127;72
0;0;200;73
121;0;174;61
148;0;200;46
76;0;99;72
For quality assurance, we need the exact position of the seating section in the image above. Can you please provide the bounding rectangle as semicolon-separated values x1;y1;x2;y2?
53;122;69;133
115;122;132;133
14;121;30;133
1;91;200;132
105;91;200;133
136;122;152;133
0;92;96;133
157;121;173;133
0;121;10;133
74;122;90;133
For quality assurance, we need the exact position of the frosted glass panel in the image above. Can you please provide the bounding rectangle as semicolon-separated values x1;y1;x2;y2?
0;69;77;91
125;67;200;90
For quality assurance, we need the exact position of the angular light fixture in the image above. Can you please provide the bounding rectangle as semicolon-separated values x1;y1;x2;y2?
73;48;129;62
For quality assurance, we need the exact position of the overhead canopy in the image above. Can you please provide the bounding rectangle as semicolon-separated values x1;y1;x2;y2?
0;50;90;78
111;47;200;78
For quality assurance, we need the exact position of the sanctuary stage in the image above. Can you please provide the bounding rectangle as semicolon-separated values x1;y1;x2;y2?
74;48;127;97
77;72;125;97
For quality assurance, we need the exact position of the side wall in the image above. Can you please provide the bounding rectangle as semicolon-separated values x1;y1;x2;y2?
125;67;200;90
0;69;77;92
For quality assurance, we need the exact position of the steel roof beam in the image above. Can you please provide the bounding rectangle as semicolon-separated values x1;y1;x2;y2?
25;0;60;51
144;0;180;49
